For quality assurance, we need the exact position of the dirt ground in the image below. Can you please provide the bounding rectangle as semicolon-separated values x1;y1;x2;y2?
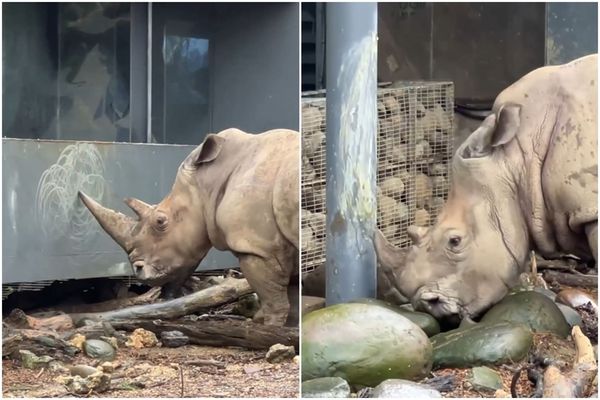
2;345;299;398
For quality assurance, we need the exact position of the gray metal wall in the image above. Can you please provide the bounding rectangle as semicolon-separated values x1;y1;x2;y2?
546;3;598;65
2;139;237;283
212;4;300;132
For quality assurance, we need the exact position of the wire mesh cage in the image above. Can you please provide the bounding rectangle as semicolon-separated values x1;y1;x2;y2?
301;82;454;275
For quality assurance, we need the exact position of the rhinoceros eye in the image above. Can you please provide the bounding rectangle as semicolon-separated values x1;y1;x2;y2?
154;214;168;231
448;236;462;248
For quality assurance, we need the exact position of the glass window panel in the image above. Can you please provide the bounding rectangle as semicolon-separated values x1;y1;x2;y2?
151;18;211;145
3;3;132;142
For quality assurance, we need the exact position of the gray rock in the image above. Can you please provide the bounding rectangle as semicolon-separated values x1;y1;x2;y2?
302;377;351;398
19;350;53;369
266;343;295;363
469;366;503;392
83;339;116;361
69;364;99;378
302;302;432;387
160;331;189;348
556;303;583;327
371;379;442;398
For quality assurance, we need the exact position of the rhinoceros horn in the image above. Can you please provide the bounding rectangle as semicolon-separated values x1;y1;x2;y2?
124;197;152;219
78;191;135;250
373;228;408;275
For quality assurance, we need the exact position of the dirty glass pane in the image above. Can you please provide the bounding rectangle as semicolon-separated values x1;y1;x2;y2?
3;3;131;142
151;20;211;145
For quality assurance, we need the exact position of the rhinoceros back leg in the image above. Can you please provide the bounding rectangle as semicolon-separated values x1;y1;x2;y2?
584;221;598;264
239;254;290;326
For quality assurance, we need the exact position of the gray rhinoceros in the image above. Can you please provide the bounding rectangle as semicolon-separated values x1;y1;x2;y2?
375;54;598;323
79;128;299;326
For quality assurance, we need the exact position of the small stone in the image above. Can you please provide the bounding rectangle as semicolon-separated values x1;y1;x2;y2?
69;333;86;350
243;365;263;374
494;389;511;398
99;336;118;349
83;339;116;361
302;377;351;398
414;209;430;226
302;296;325;315
469;366;503;392
160;331;189;348
20;350;54;369
556;303;583;327
266;343;295;363
126;328;158;349
293;355;300;364
371;379;442;398
99;362;115;373
69;365;99;378
65;371;111;394
49;361;69;373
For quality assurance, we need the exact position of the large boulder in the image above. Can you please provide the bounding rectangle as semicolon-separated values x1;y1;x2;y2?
302;302;432;387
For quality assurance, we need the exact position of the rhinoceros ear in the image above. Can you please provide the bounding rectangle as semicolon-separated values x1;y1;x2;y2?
185;134;225;168
462;103;521;158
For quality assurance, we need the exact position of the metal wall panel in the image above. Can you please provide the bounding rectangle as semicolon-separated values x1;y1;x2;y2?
546;3;598;65
3;139;237;283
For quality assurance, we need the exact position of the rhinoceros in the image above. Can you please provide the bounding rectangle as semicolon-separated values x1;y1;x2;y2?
375;54;598;324
79;128;299;326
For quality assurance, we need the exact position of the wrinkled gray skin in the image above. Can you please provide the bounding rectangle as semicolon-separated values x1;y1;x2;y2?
80;128;299;326
375;54;598;323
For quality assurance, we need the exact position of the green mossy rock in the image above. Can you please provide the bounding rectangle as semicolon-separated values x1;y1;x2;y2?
481;291;570;337
431;322;533;369
302;302;432;387
350;298;440;336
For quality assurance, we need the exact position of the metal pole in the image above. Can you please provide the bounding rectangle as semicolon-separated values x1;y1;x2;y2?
325;3;378;305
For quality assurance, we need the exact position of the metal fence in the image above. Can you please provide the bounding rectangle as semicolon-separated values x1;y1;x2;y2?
301;82;454;274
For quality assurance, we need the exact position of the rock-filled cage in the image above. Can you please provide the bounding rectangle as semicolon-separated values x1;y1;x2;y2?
301;82;454;274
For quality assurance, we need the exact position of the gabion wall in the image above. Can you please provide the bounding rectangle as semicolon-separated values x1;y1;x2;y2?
301;82;454;274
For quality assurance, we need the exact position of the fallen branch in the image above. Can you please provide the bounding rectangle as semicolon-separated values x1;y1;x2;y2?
542;270;597;288
183;359;226;369
543;325;598;397
110;319;298;350
69;277;252;325
5;309;73;331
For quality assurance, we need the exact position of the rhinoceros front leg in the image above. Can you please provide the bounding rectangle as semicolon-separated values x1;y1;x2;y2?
239;254;289;326
584;222;597;264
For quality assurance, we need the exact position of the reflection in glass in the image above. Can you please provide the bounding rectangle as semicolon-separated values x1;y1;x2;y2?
2;3;131;142
158;32;211;144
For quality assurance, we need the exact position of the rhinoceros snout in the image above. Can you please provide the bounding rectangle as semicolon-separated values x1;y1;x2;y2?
414;289;462;321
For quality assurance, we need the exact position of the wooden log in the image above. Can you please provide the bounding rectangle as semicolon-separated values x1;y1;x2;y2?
33;287;162;315
543;326;597;397
542;270;598;288
5;308;73;331
110;319;298;351
69;277;253;325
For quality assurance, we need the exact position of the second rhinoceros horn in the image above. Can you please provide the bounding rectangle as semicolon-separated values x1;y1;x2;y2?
124;197;152;218
78;191;135;251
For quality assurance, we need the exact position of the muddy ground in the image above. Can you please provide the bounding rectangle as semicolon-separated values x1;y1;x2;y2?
3;345;299;398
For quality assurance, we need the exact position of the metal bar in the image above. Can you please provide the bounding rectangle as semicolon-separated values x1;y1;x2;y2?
146;3;153;143
130;3;149;143
325;3;378;305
